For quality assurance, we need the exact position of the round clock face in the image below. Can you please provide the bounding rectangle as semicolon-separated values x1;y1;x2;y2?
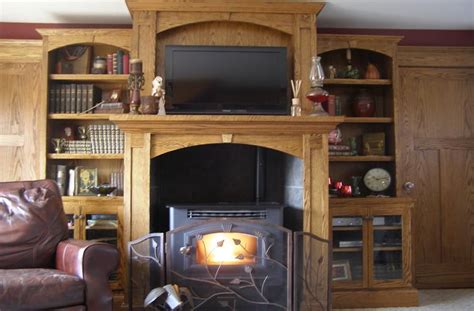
363;168;391;192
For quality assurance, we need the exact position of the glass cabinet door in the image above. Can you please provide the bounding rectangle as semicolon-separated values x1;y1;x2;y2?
84;213;118;246
332;216;364;285
371;215;403;282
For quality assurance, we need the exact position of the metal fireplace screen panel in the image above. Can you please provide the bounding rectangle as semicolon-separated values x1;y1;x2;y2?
166;219;292;311
293;232;332;311
128;233;165;310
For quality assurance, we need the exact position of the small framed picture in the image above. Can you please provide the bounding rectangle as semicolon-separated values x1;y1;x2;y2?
332;260;352;281
74;166;98;196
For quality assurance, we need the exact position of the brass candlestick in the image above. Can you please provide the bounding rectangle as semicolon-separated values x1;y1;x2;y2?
128;59;145;114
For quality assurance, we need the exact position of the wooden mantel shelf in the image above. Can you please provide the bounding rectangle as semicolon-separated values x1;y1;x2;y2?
125;0;325;14
109;115;344;135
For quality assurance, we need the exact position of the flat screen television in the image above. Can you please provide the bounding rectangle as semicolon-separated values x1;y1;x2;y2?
165;45;289;115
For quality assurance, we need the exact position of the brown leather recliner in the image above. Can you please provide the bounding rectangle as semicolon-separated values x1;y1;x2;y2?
0;179;119;311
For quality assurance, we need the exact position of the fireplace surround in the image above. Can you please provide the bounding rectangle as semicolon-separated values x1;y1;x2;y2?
118;1;339;308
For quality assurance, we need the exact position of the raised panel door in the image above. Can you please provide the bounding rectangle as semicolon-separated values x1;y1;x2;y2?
398;67;474;287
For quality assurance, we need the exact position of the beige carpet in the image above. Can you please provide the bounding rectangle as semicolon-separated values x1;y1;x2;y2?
335;289;474;311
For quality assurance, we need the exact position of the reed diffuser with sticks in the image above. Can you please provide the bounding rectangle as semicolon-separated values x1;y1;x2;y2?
290;79;302;116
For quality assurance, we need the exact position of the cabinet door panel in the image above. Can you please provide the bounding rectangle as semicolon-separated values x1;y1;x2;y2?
398;67;474;287
0;63;42;181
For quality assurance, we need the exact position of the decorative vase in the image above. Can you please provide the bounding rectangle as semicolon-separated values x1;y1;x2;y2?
140;96;158;114
352;89;375;117
364;63;380;79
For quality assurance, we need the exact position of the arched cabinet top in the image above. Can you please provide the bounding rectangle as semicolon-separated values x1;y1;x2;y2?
156;12;295;35
317;34;403;58
36;29;132;52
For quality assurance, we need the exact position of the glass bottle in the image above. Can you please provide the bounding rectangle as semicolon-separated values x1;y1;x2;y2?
306;56;329;116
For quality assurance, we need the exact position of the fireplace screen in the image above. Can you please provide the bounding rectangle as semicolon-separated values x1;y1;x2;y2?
128;220;331;310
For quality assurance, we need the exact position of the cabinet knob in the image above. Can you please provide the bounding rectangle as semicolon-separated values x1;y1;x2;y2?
73;214;79;220
403;181;415;193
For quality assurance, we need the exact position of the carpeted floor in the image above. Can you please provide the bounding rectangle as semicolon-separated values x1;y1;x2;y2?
335;289;474;311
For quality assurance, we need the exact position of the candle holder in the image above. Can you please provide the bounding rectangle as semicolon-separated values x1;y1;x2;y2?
128;59;145;114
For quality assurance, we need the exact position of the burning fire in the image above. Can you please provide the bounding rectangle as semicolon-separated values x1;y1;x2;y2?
196;232;257;265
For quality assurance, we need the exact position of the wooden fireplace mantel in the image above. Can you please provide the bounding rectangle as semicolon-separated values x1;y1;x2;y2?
110;115;342;135
112;115;342;243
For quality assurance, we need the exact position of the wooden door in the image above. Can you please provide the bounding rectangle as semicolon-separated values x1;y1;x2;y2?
398;66;474;288
0;41;43;182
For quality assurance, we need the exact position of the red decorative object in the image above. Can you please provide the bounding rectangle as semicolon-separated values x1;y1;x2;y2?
334;181;343;191
352;89;375;117
340;185;352;197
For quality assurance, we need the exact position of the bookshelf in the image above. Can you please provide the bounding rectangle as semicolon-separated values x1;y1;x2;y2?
38;28;132;290
319;34;417;308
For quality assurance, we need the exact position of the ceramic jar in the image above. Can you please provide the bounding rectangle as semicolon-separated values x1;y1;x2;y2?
352;89;375;117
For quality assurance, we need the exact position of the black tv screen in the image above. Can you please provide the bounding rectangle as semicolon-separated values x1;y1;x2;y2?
165;45;289;115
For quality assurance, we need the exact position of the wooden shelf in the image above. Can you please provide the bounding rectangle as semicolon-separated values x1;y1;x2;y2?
330;197;415;208
325;78;392;85
48;113;116;120
334;247;363;253
49;74;128;82
343;117;394;123
62;196;123;204
48;153;124;160
374;226;402;231
330;156;395;162
374;246;402;251
333;226;363;231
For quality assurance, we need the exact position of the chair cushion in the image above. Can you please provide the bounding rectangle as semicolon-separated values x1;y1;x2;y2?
0;182;68;269
0;269;85;309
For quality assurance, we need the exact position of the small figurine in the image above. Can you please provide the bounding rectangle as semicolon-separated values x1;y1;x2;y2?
328;65;337;79
151;76;166;115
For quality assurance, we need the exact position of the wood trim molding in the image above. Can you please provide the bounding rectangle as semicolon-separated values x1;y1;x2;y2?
0;39;42;62
36;29;132;52
414;138;474;150
156;12;294;34
398;46;474;67
318;34;403;58
126;0;325;14
110;115;343;135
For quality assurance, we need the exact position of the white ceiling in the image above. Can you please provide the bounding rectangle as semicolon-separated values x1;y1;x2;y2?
0;0;473;30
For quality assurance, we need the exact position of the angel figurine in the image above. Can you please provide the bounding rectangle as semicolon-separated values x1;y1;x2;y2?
151;76;166;115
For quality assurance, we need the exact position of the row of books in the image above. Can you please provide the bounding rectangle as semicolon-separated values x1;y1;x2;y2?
89;124;124;154
107;50;129;75
49;84;102;114
329;144;357;156
63;140;92;154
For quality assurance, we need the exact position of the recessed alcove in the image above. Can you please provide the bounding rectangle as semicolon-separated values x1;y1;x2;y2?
149;143;304;233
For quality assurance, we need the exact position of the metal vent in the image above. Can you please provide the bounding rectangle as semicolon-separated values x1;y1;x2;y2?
187;209;267;219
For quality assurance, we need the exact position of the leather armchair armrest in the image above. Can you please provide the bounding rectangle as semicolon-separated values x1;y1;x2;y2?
56;239;119;311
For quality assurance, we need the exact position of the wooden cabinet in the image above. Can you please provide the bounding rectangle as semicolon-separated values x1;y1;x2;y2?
38;29;132;289
330;198;418;308
62;196;122;289
318;35;418;308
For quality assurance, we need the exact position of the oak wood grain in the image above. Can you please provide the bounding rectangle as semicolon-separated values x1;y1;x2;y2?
126;0;325;14
0;60;42;181
398;65;474;287
398;46;474;68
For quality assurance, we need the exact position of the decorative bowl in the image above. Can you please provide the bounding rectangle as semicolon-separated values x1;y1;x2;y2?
88;184;117;196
